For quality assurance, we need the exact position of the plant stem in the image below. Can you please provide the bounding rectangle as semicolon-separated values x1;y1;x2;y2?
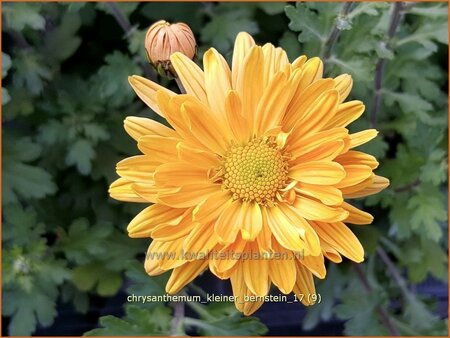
376;248;410;299
105;2;155;80
322;2;354;60
370;2;405;128
353;264;400;336
105;2;132;32
170;301;185;336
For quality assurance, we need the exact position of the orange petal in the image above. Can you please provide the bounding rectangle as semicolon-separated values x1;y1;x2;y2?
289;161;346;185
128;75;175;117
109;177;147;203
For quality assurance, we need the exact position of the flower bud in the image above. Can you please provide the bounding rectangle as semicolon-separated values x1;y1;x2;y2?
145;20;196;78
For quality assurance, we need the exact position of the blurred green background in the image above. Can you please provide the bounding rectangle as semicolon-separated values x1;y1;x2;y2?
1;1;448;336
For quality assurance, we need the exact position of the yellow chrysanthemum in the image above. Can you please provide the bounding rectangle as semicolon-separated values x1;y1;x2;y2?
109;32;389;315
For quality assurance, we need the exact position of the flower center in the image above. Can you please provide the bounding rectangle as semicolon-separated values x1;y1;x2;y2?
221;138;289;206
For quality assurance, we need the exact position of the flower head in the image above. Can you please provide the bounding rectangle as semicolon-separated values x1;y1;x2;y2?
145;20;196;76
110;32;389;315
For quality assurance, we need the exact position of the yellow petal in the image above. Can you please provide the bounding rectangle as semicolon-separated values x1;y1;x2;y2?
243;243;270;296
340;173;374;196
289;161;346;185
290;140;345;165
312;221;364;262
155;90;201;143
255;71;297;135
324;100;365;129
334;74;353;103
277;203;322;256
342;202;374;225
321;242;343;263
268;241;296;294
144;245;166;276
236;46;264;129
156;237;187;270
177;142;220;168
232;32;256;88
334;164;373;188
349;129;378;148
283;78;335;131
166;259;209;294
109;177;147;203
170;52;208;104
153;162;209;186
214;200;244;244
181;101;229;154
295;183;343;206
193;190;233;224
157;184;219;208
300;252;326;279
224;90;250;142
144;239;184;271
132;182;174;203
344;175;390;198
230;263;265;315
127;204;186;238
183;222;218;259
287;127;348;159
261;43;289;86
151;220;196;241
203;48;232;118
124;116;178;141
138;135;179;163
256;213;273;254
128;75;175;117
263;206;308;253
336;150;379;169
116;155;158;183
293;196;349;222
240;202;263;241
212;237;247;273
291;55;307;69
293;261;317;306
300;57;323;85
291;89;340;138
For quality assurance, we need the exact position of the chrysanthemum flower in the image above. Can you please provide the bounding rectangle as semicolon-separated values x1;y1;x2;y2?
109;32;389;315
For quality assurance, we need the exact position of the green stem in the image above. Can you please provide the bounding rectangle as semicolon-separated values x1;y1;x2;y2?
353;264;400;336
321;2;354;60
370;2;405;128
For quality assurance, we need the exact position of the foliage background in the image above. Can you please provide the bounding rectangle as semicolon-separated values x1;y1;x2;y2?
1;1;448;336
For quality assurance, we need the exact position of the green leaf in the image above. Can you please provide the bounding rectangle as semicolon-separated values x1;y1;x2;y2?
2;52;11;78
84;305;172;336
91;52;141;107
72;263;123;296
257;2;286;15
83;123;110;143
56;218;113;264
65;138;96;175
407;184;447;242
3;136;57;204
42;11;82;62
3;3;45;31
278;31;302;61
201;11;259;52
335;285;388;335
3;204;45;246
2;87;11;105
12;51;52;95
